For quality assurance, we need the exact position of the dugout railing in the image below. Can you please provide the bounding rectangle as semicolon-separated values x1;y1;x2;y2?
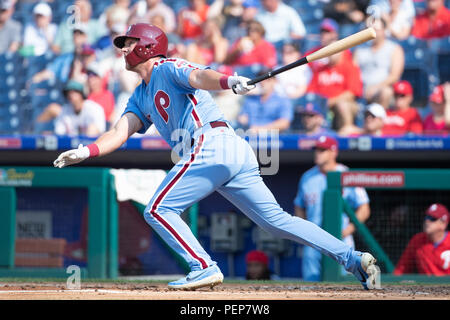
322;169;450;283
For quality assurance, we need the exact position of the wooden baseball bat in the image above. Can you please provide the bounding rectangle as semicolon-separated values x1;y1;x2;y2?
233;27;376;91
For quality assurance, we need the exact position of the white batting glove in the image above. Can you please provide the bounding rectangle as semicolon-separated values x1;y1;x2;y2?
53;144;90;168
228;72;255;95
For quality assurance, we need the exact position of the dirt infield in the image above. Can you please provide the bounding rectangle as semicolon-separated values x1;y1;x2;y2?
0;281;449;300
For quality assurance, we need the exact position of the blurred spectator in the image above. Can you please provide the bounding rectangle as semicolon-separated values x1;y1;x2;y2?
344;102;387;136
185;17;229;65
274;42;311;100
52;0;107;54
69;44;97;85
216;0;259;44
382;80;423;135
306;19;363;134
237;71;293;133
128;0;176;33
324;0;369;25
411;0;450;39
101;0;131;27
353;17;404;109
103;52;141;126
22;2;57;56
37;80;105;136
31;26;91;85
223;20;277;69
255;0;306;44
149;14;185;58
423;83;450;135
177;0;210;40
369;0;415;20
394;203;450;275
297;102;333;136
0;0;22;54
294;135;370;281
94;21;126;54
85;62;115;125
374;0;415;40
307;19;343;72
245;250;271;280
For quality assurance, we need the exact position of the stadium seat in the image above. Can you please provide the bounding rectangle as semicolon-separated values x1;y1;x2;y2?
396;36;437;70
413;0;427;12
438;53;450;83
165;0;189;13
429;37;450;83
24;52;56;80
0;53;24;76
0;116;21;134
401;68;431;107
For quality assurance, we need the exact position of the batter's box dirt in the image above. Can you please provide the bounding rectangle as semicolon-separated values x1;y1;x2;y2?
0;281;449;300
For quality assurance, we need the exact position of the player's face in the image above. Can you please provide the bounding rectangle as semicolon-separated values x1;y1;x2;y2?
430;101;445;115
246;262;267;280
394;93;412;109
364;113;383;133
302;114;322;132
314;148;334;167
423;215;447;235
67;91;84;113
121;38;139;70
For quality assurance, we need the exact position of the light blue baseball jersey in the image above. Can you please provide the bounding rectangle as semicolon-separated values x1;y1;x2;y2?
294;164;369;226
122;58;226;150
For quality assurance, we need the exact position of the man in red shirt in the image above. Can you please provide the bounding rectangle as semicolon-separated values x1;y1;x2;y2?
224;20;277;69
306;18;363;134
394;203;450;275
411;0;450;39
86;62;115;124
177;0;210;40
423;82;450;134
382;80;423;135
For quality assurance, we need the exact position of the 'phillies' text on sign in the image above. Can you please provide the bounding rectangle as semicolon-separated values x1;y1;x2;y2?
341;171;405;187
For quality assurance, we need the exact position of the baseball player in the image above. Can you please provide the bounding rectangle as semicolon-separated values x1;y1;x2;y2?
53;23;379;290
294;135;371;281
394;203;450;275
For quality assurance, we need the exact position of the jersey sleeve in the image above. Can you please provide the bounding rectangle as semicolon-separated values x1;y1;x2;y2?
344;186;370;210
122;89;152;134
162;59;209;94
293;177;305;208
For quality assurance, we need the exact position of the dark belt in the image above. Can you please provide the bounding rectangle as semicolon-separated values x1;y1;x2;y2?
209;121;228;128
191;121;228;147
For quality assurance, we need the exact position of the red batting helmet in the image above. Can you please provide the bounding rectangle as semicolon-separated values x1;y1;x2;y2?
113;23;168;67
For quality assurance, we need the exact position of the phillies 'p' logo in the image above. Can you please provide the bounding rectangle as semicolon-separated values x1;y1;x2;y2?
154;90;171;123
441;250;450;270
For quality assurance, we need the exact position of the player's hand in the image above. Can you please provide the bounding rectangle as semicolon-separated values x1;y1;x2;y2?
53;144;90;168
228;72;255;95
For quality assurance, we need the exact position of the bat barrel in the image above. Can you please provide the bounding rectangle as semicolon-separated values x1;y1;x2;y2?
306;27;376;63
238;27;376;88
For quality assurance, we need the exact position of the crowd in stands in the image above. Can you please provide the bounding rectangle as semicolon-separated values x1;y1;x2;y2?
0;0;449;137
